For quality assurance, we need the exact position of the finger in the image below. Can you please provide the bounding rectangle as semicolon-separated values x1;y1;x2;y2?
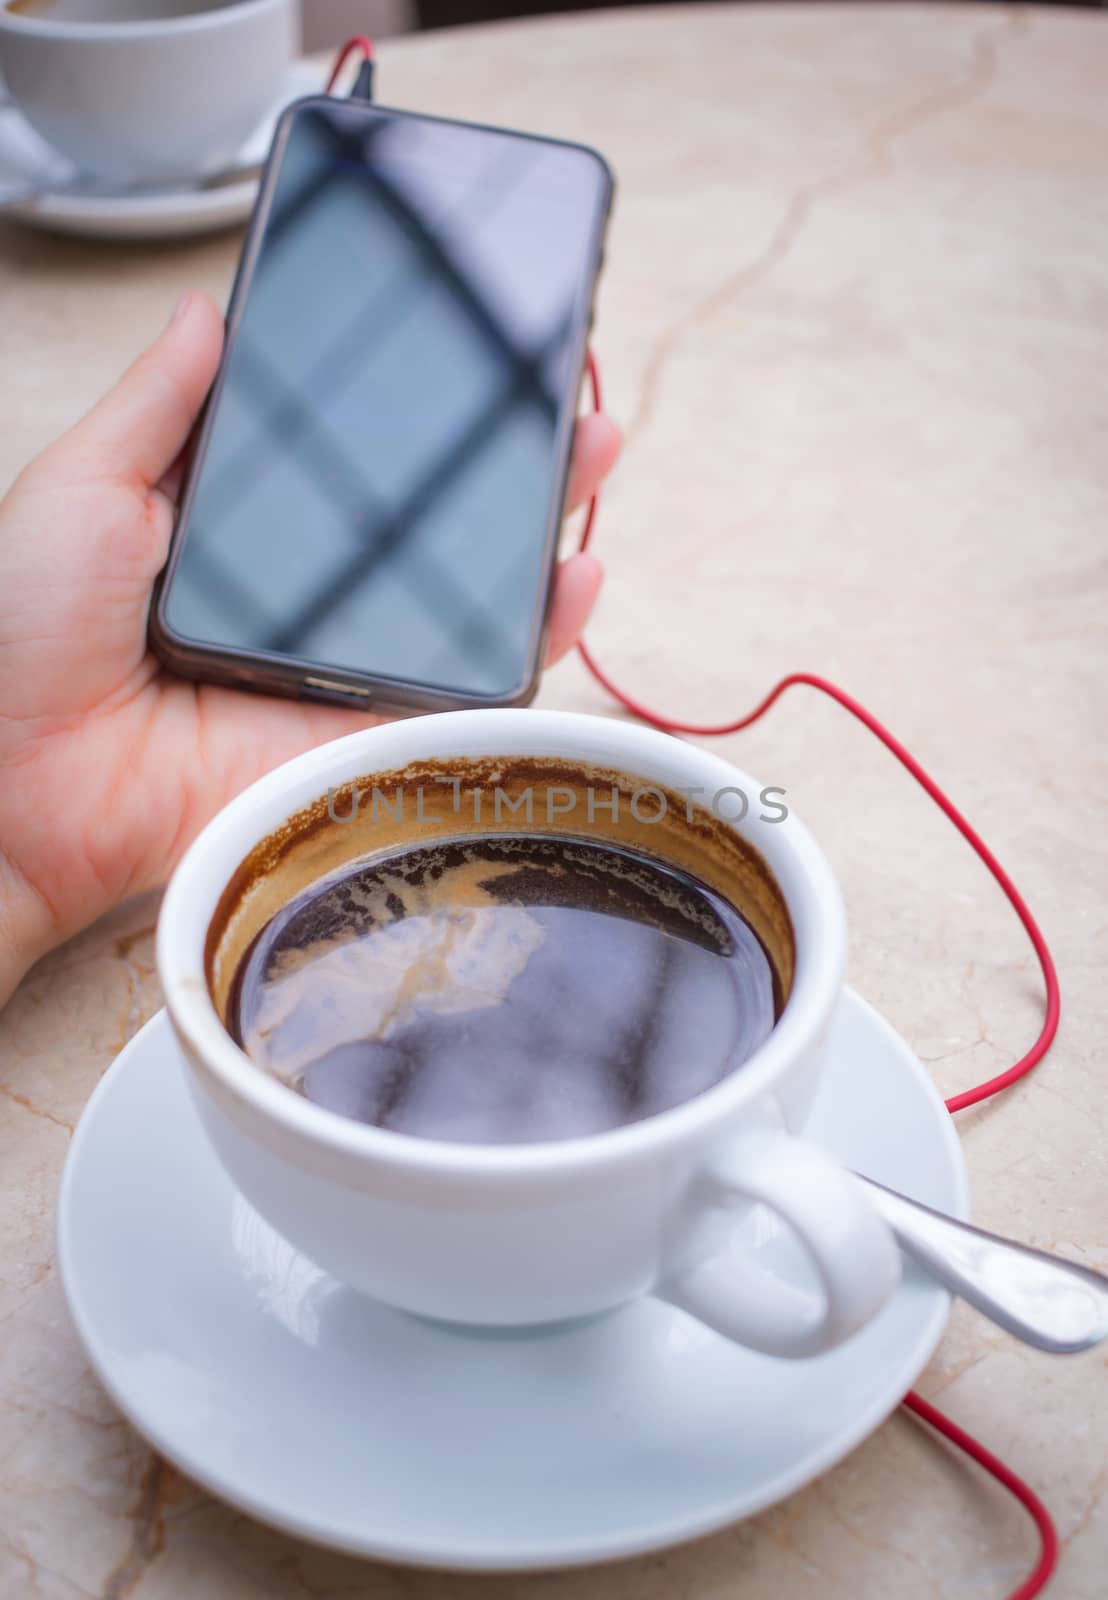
545;552;604;664
62;290;224;489
565;414;622;513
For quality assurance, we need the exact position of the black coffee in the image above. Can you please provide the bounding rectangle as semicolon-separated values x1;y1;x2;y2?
230;834;779;1145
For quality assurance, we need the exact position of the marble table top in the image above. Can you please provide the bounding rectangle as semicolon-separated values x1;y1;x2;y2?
1;4;1106;1595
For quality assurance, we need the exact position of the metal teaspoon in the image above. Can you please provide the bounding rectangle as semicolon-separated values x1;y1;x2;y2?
855;1173;1108;1354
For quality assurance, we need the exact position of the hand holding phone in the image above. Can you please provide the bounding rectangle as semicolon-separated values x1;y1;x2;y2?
0;283;619;1007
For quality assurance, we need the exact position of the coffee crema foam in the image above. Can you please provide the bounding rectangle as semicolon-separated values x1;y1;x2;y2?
208;756;794;1012
229;835;780;1145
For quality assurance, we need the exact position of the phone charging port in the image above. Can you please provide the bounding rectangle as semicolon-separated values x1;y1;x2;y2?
303;676;374;704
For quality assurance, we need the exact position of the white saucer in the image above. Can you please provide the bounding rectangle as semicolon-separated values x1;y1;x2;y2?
0;60;321;239
57;991;967;1571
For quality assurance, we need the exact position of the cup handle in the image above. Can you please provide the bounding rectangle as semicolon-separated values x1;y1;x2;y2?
656;1130;901;1358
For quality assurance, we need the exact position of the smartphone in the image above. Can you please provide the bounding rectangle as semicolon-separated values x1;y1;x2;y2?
151;95;613;714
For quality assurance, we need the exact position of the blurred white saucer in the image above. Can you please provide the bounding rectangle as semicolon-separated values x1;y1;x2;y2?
0;58;320;240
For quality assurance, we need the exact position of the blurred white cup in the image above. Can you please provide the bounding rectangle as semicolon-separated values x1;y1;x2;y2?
0;0;298;181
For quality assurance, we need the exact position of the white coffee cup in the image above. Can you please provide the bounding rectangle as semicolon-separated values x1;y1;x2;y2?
0;0;297;181
157;709;900;1359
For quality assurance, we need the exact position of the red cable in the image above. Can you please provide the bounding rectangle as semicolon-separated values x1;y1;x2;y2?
579;352;1060;1111
324;33;374;94
578;349;1060;1595
903;1393;1059;1600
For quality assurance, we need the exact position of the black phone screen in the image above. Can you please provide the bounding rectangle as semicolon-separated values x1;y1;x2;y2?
161;101;610;701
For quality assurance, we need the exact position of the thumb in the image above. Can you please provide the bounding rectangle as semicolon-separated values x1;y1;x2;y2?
61;290;224;488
